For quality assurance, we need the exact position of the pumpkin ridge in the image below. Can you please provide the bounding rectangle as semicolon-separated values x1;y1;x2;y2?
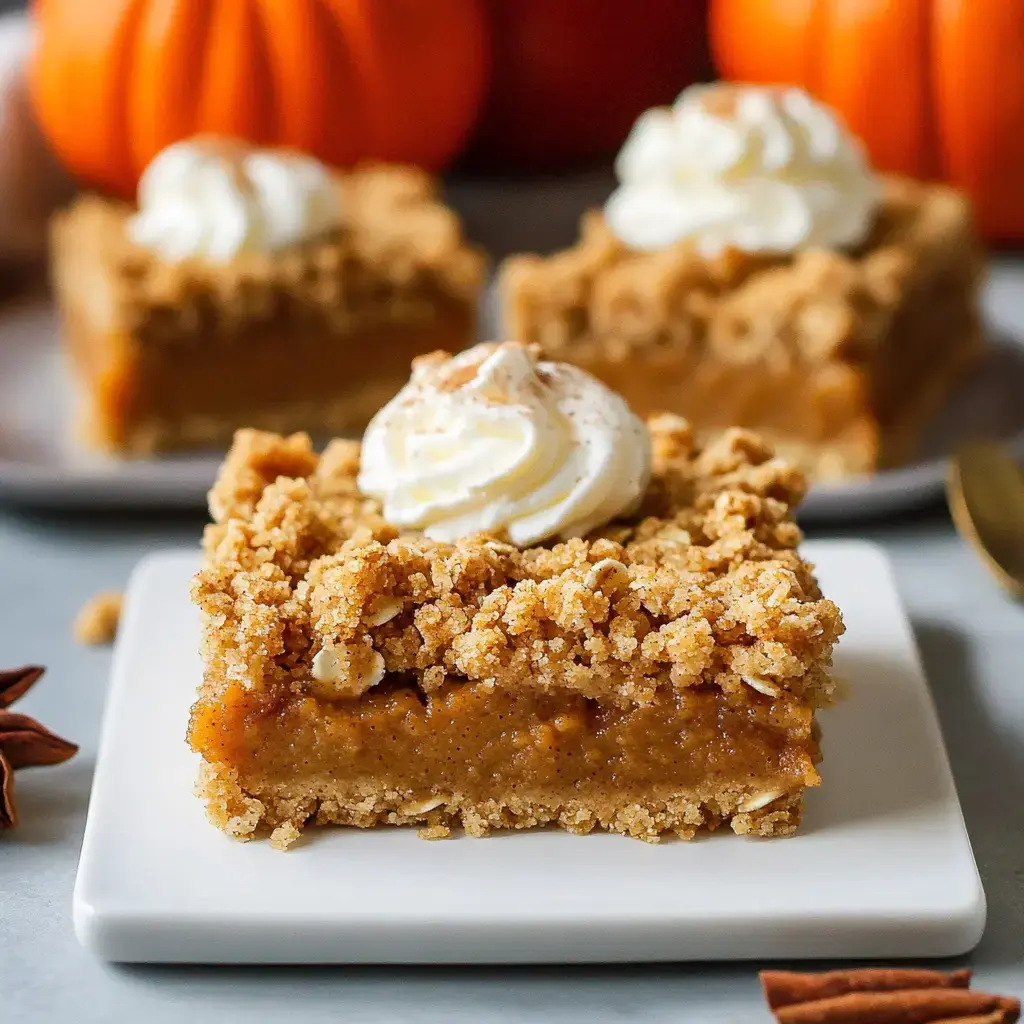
251;0;284;146
934;0;1024;240
916;0;942;181
316;0;372;167
260;0;342;162
198;0;273;146
110;0;147;195
127;0;215;186
805;0;829;96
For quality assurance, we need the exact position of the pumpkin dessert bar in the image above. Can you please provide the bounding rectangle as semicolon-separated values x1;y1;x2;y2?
51;148;484;455
501;86;986;481
189;347;843;847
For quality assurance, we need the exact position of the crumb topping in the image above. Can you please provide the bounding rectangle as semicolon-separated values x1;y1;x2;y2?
501;176;980;369
194;421;843;708
73;591;123;646
54;164;485;342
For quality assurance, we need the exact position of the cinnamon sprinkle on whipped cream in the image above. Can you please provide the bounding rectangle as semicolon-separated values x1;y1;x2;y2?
357;342;651;547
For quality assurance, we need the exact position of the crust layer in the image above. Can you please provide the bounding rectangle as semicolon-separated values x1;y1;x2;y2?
198;761;807;848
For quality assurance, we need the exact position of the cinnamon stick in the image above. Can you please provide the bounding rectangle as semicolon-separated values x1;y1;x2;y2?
774;989;1019;1024
931;1014;1010;1024
762;969;972;1010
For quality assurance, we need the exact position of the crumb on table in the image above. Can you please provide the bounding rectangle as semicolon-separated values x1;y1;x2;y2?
417;824;452;841
73;591;123;646
269;822;302;850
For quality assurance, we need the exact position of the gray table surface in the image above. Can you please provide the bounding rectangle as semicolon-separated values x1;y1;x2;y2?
3;265;1024;1020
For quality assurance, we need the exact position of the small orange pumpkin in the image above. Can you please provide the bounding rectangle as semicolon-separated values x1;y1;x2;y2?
710;0;1024;242
30;0;490;197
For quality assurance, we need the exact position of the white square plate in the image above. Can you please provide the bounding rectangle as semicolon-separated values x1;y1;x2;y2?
73;540;985;964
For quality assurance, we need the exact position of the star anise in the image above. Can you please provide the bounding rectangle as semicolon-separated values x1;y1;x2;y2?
0;666;78;829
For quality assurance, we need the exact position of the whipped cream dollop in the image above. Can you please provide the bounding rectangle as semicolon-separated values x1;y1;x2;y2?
358;342;651;547
128;137;343;262
604;84;879;256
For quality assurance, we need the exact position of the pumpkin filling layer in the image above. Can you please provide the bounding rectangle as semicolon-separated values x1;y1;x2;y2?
190;679;820;843
65;306;475;453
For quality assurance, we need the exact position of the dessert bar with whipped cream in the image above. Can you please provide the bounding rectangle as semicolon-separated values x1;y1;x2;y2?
189;341;843;848
501;83;984;481
51;137;484;455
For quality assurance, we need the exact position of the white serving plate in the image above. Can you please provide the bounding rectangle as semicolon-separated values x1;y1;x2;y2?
3;262;1024;516
73;540;984;965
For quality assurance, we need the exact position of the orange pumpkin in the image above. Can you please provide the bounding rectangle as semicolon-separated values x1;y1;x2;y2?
29;0;489;197
710;0;1024;242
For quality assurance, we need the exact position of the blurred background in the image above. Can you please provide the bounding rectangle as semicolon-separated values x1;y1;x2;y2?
3;2;1024;1021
